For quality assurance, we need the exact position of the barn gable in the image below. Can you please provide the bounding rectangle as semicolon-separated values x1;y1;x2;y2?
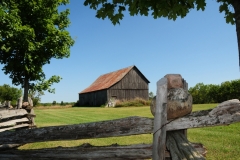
79;65;150;106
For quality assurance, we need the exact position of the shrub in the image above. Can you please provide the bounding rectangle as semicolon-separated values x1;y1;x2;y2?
72;100;80;107
52;101;57;105
114;97;150;107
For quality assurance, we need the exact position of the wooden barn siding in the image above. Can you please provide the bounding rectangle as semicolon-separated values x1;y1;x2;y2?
79;90;107;106
110;68;148;90
108;68;149;100
107;89;148;100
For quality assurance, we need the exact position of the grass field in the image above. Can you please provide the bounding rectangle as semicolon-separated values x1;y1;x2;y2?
19;104;240;160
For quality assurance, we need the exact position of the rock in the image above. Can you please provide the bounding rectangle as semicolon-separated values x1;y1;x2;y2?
167;88;192;119
164;74;183;89
22;102;29;108
150;88;192;119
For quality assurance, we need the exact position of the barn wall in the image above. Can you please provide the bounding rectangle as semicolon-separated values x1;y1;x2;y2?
107;89;148;100
108;68;149;100
79;90;107;106
110;68;148;90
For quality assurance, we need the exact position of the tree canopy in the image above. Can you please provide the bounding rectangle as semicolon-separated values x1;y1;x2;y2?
189;79;240;104
0;0;74;102
0;84;22;105
84;0;240;67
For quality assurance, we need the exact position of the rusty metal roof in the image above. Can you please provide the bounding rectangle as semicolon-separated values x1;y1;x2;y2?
80;66;135;94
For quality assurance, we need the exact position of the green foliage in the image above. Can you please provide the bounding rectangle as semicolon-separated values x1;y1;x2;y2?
0;84;22;105
114;97;150;107
41;103;52;107
189;83;217;104
72;100;80;107
149;91;154;100
28;89;44;107
189;79;240;104
83;0;236;25
0;0;74;102
217;0;235;24
33;76;62;94
84;0;236;25
52;100;57;105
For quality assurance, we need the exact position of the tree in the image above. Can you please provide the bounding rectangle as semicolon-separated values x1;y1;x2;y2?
52;100;57;105
149;91;154;100
189;83;218;104
189;79;240;104
84;0;240;67
0;0;74;103
0;84;22;105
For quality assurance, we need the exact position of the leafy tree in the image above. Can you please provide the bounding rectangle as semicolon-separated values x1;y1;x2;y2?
84;0;240;66
0;84;22;105
0;0;74;103
189;83;210;104
52;100;57;105
207;84;220;103
189;79;240;104
230;79;240;100
149;91;154;100
219;80;240;101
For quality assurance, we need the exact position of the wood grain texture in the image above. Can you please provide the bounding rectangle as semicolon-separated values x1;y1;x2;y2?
0;143;207;159
0;109;28;120
152;77;168;160
166;131;205;160
0;117;29;128
0;116;153;144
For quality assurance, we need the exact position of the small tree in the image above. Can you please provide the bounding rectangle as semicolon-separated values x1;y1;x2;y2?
149;91;154;100
0;84;22;105
0;0;74;103
52;101;57;106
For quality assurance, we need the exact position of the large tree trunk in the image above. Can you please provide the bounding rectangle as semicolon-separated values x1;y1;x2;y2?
232;0;240;67
23;77;29;103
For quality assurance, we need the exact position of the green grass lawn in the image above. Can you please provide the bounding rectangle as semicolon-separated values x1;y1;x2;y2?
19;104;240;160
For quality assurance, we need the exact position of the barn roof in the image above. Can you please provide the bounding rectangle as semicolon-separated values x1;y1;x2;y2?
79;65;149;94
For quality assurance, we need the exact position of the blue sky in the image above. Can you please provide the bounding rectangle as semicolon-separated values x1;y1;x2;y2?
0;1;239;103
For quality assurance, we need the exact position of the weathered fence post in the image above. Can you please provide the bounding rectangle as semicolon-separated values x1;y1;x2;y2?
17;97;22;109
152;77;168;160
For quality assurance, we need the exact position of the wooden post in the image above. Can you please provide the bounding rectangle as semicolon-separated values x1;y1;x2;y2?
17;97;22;109
152;77;168;160
182;79;188;137
7;101;11;108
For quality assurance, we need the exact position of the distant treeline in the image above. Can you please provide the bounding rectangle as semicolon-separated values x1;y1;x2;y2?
40;101;76;107
189;79;240;104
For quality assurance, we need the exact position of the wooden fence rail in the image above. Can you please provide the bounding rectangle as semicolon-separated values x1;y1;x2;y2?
0;109;35;132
